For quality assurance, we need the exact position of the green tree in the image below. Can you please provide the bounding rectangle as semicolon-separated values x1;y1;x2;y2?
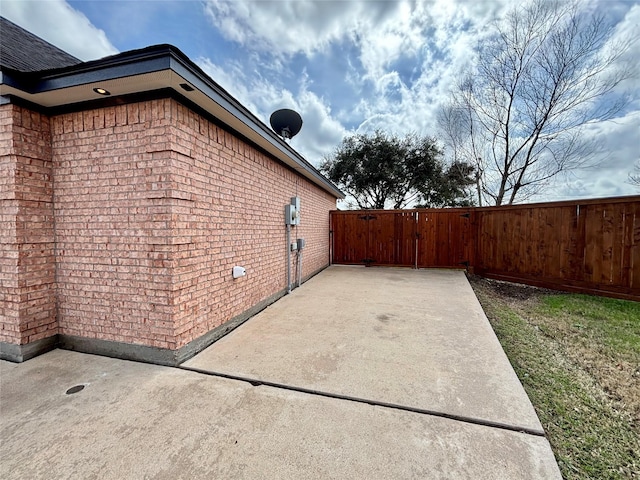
416;161;476;208
320;130;474;209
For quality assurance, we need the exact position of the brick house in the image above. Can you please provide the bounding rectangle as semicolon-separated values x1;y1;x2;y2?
0;18;343;364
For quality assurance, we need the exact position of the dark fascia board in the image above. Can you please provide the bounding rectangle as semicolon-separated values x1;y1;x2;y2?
167;52;341;197
0;46;171;93
0;44;344;199
0;69;22;90
4;57;170;94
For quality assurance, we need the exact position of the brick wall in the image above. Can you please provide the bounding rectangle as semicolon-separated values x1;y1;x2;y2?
52;100;178;348
0;104;57;345
50;98;335;351
166;101;336;347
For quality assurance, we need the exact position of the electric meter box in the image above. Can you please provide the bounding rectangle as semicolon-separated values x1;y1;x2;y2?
285;197;301;225
291;197;300;225
285;204;297;225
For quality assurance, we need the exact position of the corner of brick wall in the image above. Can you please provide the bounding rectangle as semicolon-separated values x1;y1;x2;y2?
166;100;337;348
0;104;58;345
52;100;177;349
20;97;337;354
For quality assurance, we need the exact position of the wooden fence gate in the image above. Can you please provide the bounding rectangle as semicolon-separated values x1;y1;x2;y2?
329;196;640;301
330;208;474;268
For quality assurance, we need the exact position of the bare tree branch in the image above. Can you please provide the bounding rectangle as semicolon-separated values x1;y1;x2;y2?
629;161;640;188
437;0;635;205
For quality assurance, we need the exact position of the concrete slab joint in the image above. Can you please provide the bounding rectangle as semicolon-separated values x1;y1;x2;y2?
0;267;562;479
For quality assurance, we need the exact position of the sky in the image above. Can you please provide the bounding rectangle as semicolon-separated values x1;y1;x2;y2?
2;0;639;205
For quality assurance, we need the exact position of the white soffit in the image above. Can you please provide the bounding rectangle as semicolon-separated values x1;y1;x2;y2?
0;68;339;196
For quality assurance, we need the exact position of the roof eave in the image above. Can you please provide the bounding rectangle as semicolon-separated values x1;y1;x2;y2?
166;51;344;199
0;45;344;199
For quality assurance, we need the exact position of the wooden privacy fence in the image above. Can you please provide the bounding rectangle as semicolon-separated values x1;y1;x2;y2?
330;196;640;301
330;209;474;268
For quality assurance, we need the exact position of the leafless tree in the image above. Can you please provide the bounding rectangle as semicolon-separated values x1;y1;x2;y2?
629;161;640;188
438;97;487;205
438;0;635;205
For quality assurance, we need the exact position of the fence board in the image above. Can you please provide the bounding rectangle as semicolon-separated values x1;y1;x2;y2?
417;210;472;268
331;195;640;301
473;197;640;301
395;211;417;266
330;211;368;265
630;202;640;290
369;212;394;265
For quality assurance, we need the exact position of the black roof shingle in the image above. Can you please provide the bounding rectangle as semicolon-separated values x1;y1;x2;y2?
0;16;81;72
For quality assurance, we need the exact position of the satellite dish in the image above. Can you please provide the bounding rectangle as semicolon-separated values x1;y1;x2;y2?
270;109;303;140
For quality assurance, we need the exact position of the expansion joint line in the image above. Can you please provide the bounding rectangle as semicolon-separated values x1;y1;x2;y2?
177;365;546;438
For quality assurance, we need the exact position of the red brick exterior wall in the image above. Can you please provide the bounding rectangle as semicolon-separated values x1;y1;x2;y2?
52;100;176;348
164;101;336;348
1;98;336;353
0;104;57;345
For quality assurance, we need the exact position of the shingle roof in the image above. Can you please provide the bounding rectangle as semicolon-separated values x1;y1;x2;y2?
0;16;81;72
0;19;344;198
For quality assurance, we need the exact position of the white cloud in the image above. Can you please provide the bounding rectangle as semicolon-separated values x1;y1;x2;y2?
535;111;640;201
605;3;640;98
5;0;637;204
202;0;510;138
202;0;441;83
197;57;346;164
203;0;398;59
201;0;509;83
2;0;118;60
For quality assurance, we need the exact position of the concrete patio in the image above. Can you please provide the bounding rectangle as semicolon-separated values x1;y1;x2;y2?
0;266;561;479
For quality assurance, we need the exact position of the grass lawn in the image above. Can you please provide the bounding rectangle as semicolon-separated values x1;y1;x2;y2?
469;276;640;480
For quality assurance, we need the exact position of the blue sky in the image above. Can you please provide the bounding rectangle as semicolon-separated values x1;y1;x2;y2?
3;0;639;204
